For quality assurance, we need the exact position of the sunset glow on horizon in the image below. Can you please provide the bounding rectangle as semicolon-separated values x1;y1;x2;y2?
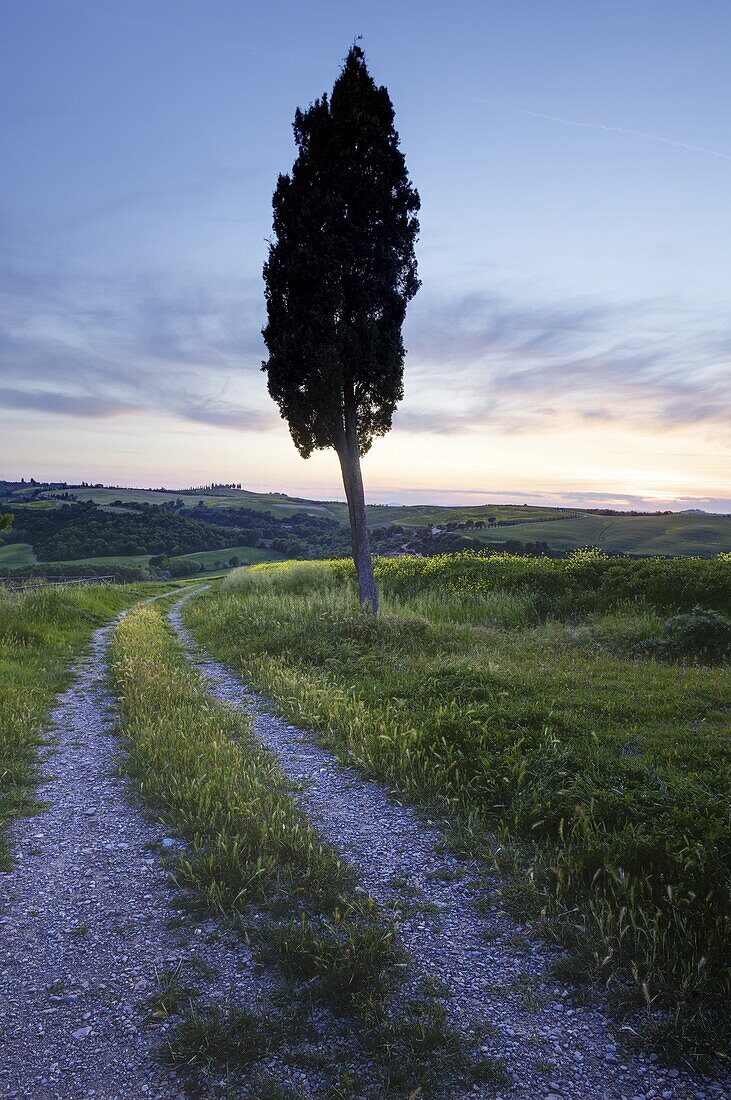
2;1;730;512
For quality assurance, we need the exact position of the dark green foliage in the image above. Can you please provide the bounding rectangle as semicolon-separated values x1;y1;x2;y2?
262;45;420;460
149;554;205;578
5;503;236;561
3;499;357;566
1;562;150;582
183;504;351;557
638;607;731;663
262;44;420;611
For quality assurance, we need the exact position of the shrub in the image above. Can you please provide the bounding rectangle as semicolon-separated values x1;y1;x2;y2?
365;551;731;618
638;607;731;663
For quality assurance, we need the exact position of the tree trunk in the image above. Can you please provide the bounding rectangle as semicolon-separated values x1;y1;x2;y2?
336;417;378;614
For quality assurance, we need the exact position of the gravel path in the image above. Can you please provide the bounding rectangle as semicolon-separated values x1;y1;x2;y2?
171;591;731;1100
0;598;261;1100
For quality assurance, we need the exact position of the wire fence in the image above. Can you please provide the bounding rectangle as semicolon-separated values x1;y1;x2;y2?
0;575;117;592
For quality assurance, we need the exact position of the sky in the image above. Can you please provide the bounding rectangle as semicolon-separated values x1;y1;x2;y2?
1;0;730;511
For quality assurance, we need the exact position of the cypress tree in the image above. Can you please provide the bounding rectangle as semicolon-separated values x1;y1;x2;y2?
262;44;420;611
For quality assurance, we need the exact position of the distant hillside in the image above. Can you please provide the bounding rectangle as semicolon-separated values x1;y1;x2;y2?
1;481;729;559
0;496;352;571
470;512;731;557
0;481;579;525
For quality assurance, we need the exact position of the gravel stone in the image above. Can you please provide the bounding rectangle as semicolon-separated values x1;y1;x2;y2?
0;598;262;1099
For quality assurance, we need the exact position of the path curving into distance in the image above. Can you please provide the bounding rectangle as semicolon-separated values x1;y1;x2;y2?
170;588;730;1100
0;594;259;1100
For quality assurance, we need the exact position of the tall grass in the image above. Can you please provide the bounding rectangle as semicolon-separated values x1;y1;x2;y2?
110;602;352;911
0;581;161;867
187;557;731;1056
305;548;731;617
225;559;342;596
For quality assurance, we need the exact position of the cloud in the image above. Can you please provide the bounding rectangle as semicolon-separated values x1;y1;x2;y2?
1;259;729;450
401;291;731;438
0;265;271;431
0;386;131;418
175;401;276;432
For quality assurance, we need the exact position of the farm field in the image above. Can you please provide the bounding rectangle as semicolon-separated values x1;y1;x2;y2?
0;544;283;574
0;543;36;567
41;483;569;524
30;484;346;519
471;512;731;556
49;543;284;573
172;544;286;570
184;554;731;1056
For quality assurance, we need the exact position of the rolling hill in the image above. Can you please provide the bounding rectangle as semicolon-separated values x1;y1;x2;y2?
1;482;729;562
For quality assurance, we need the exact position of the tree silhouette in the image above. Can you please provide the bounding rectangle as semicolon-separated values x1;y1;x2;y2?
262;44;420;611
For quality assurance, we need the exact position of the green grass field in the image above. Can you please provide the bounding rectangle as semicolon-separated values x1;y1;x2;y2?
173;545;285;570
3;545;729;1068
472;512;731;556
0;543;36;567
184;555;731;1055
0;544;283;574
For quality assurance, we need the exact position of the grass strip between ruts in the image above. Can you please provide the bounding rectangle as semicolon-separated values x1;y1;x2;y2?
110;602;499;1096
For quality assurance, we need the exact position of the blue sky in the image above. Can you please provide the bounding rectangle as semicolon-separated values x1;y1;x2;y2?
2;0;730;509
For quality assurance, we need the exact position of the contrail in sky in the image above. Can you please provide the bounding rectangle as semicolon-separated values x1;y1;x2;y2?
38;0;731;163
469;97;731;163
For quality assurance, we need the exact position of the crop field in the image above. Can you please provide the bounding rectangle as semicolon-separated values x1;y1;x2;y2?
5;482;729;559
171;545;286;570
184;553;731;1055
37;484;344;519
471;512;731;556
52;484;569;524
0;544;282;574
32;484;731;553
47;543;283;572
0;543;36;567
